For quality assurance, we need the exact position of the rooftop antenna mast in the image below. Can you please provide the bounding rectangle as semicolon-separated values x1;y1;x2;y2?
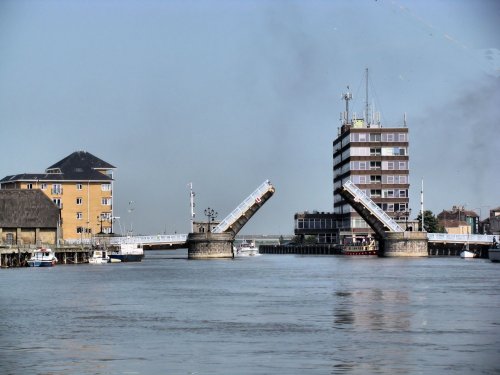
365;68;370;126
343;86;352;125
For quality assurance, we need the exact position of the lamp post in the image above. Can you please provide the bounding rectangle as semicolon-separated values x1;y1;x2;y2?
97;215;104;234
204;207;218;233
405;208;412;230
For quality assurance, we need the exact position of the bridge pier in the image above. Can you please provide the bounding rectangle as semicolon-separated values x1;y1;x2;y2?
187;232;234;259
382;232;428;257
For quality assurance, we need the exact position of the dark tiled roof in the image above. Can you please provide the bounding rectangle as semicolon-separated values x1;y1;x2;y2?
0;190;59;228
47;150;115;171
0;151;115;183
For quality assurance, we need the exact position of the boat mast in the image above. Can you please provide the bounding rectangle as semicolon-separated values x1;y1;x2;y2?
421;178;425;231
189;182;195;233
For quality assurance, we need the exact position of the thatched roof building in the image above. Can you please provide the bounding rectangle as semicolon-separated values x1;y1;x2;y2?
0;189;60;228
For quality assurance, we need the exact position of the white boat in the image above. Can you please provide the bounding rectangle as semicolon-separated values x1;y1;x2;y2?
460;250;477;258
88;249;110;264
27;248;58;267
109;243;144;262
235;240;260;257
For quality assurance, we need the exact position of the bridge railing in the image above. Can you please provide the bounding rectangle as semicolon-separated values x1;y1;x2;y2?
212;180;274;234
343;180;404;232
109;234;188;245
427;233;495;244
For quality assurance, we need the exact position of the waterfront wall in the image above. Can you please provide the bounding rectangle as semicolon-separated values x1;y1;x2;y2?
382;232;428;257
259;244;341;255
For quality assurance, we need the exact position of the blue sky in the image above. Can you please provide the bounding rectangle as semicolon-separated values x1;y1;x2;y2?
1;0;499;235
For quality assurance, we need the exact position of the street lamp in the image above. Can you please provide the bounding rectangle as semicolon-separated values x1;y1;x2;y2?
97;215;104;234
204;207;218;233
405;208;412;230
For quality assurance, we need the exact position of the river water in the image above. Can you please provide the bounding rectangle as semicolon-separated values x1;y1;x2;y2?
1;251;499;375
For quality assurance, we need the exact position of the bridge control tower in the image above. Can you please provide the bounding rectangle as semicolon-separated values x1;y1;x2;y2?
187;180;275;259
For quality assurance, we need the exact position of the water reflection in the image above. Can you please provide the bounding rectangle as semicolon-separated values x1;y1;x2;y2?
333;288;411;332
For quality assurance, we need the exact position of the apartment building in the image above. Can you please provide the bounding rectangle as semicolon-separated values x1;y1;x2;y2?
333;89;410;240
0;151;115;242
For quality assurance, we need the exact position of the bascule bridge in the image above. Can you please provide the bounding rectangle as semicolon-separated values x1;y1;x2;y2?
110;180;275;259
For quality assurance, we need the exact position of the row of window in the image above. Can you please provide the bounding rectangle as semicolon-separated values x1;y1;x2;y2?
26;183;111;193
76;227;112;234
52;197;111;208
75;212;112;220
334;202;409;213
350;147;407;157
295;218;337;230
350;174;408;185
349;161;409;171
350;132;408;143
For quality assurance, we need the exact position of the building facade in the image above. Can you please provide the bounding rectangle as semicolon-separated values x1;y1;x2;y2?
437;206;479;234
0;189;60;246
332;90;410;241
0;151;115;242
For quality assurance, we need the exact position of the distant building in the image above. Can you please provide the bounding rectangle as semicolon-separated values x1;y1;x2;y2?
479;207;500;235
0;151;115;242
0;189;60;245
294;211;338;244
437;206;479;234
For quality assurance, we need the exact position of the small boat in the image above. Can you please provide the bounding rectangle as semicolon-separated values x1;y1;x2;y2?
489;244;500;263
88;249;110;264
109;243;144;262
235;240;260;257
27;248;58;267
460;250;477;258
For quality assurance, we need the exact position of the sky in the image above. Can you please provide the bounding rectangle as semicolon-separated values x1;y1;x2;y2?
0;0;499;236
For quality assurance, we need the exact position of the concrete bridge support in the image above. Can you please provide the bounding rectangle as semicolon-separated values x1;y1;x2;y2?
187;232;234;259
382;232;428;257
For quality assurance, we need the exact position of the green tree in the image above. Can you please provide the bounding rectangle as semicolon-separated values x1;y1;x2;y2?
416;210;445;233
304;235;317;244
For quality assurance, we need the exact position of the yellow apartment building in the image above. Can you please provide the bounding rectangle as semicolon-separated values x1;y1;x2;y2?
0;151;115;242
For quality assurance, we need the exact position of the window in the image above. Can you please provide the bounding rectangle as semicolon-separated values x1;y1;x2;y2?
76;183;83;190
370;161;381;170
77;227;83;234
76;212;83;220
76;197;83;205
370;148;381;156
26;183;33;189
369;133;381;142
384;190;395;198
101;198;111;206
52;198;62;208
40;183;47;190
101;184;111;191
370;189;382;197
52;184;62;195
370;175;381;184
387;162;395;170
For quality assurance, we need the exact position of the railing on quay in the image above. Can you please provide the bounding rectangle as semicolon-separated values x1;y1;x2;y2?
427;233;496;244
109;234;188;245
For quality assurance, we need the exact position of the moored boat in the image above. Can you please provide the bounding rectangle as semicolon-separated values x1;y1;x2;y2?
489;245;500;262
341;237;378;256
27;248;58;267
88;249;110;264
109;243;144;262
460;250;477;259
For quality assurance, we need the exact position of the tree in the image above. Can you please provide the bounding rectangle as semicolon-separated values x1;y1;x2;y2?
416;210;445;233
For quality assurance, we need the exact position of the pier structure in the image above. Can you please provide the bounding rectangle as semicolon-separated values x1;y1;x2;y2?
336;180;495;256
